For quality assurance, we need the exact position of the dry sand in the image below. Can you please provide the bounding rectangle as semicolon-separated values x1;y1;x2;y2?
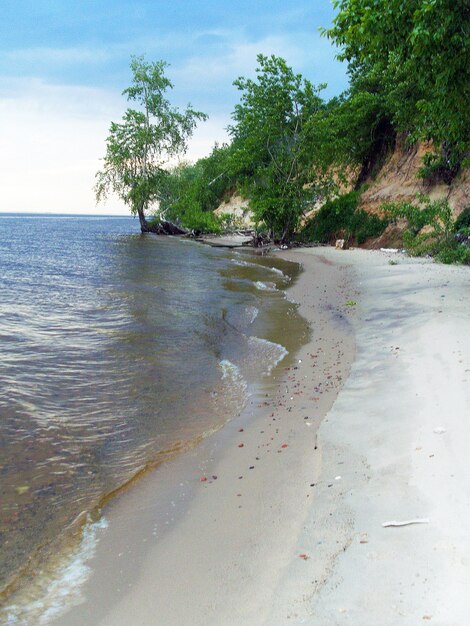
51;247;470;626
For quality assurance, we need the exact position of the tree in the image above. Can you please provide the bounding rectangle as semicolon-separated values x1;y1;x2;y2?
228;54;325;242
95;56;207;232
305;68;396;186
325;0;469;168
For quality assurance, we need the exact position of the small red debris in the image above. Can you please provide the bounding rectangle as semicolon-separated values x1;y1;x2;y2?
299;553;309;560
281;444;288;449
238;443;244;448
200;476;207;482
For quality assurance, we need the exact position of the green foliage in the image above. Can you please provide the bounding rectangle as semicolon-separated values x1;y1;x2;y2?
325;1;470;164
384;195;454;240
155;143;239;232
228;54;326;241
176;202;221;233
454;207;470;232
302;191;387;244
383;195;469;263
305;69;395;182
95;56;207;230
217;212;247;231
418;144;463;184
434;245;470;265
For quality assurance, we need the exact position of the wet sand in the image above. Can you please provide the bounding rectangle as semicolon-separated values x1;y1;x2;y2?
51;247;469;625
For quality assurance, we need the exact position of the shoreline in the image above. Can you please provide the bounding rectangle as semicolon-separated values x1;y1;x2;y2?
46;246;356;625
10;245;470;624
0;247;306;623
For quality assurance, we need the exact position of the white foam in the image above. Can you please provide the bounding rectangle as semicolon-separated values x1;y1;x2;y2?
267;266;290;281
247;336;288;375
254;281;277;292
232;258;289;281
217;359;249;416
2;516;108;625
219;360;247;391
245;306;259;324
231;258;260;270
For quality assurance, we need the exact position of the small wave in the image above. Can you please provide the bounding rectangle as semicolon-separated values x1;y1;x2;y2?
244;306;259;325
254;281;277;292
246;336;288;375
216;360;249;419
231;258;254;268
267;266;291;281
219;360;247;391
2;517;108;626
231;258;289;281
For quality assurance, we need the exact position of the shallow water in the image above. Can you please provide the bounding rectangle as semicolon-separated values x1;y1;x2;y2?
0;215;308;612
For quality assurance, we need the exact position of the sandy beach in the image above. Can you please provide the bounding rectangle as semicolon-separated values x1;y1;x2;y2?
50;247;469;626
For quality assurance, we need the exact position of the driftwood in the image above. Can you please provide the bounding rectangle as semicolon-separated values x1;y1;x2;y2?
251;232;273;248
144;220;188;236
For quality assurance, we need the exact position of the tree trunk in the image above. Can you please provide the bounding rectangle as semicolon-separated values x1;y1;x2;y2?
137;203;149;233
135;202;187;236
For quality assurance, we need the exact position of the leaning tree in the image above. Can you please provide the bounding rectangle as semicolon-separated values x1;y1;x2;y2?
228;54;326;242
95;56;207;232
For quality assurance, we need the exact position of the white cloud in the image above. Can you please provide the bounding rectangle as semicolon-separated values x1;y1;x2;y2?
185;115;230;162
172;30;346;97
0;78;224;214
4;46;114;66
0;79;125;214
0;25;347;215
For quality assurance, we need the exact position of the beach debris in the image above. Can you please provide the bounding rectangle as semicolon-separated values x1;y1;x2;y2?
345;300;357;307
238;443;244;448
299;553;310;560
15;485;30;495
335;239;349;250
433;427;447;434
281;443;288;449
335;476;342;481
212;475;218;480
382;518;430;528
200;477;208;482
380;248;399;253
422;615;432;620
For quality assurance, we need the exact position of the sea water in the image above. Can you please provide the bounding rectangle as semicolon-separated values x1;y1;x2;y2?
0;214;308;619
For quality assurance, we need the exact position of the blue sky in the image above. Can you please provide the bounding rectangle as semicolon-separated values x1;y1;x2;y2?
0;1;348;213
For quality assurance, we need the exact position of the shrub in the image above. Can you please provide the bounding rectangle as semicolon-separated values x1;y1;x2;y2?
454;207;470;232
418;144;462;185
302;191;388;244
434;245;470;265
383;196;469;264
217;212;247;232
179;205;221;233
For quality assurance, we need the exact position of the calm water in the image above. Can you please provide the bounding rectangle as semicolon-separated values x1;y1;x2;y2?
0;214;308;612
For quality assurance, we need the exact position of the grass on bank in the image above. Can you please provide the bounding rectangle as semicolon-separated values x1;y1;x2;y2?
382;196;470;265
301;191;388;245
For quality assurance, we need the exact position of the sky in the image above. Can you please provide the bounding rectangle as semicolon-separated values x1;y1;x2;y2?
0;1;348;214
